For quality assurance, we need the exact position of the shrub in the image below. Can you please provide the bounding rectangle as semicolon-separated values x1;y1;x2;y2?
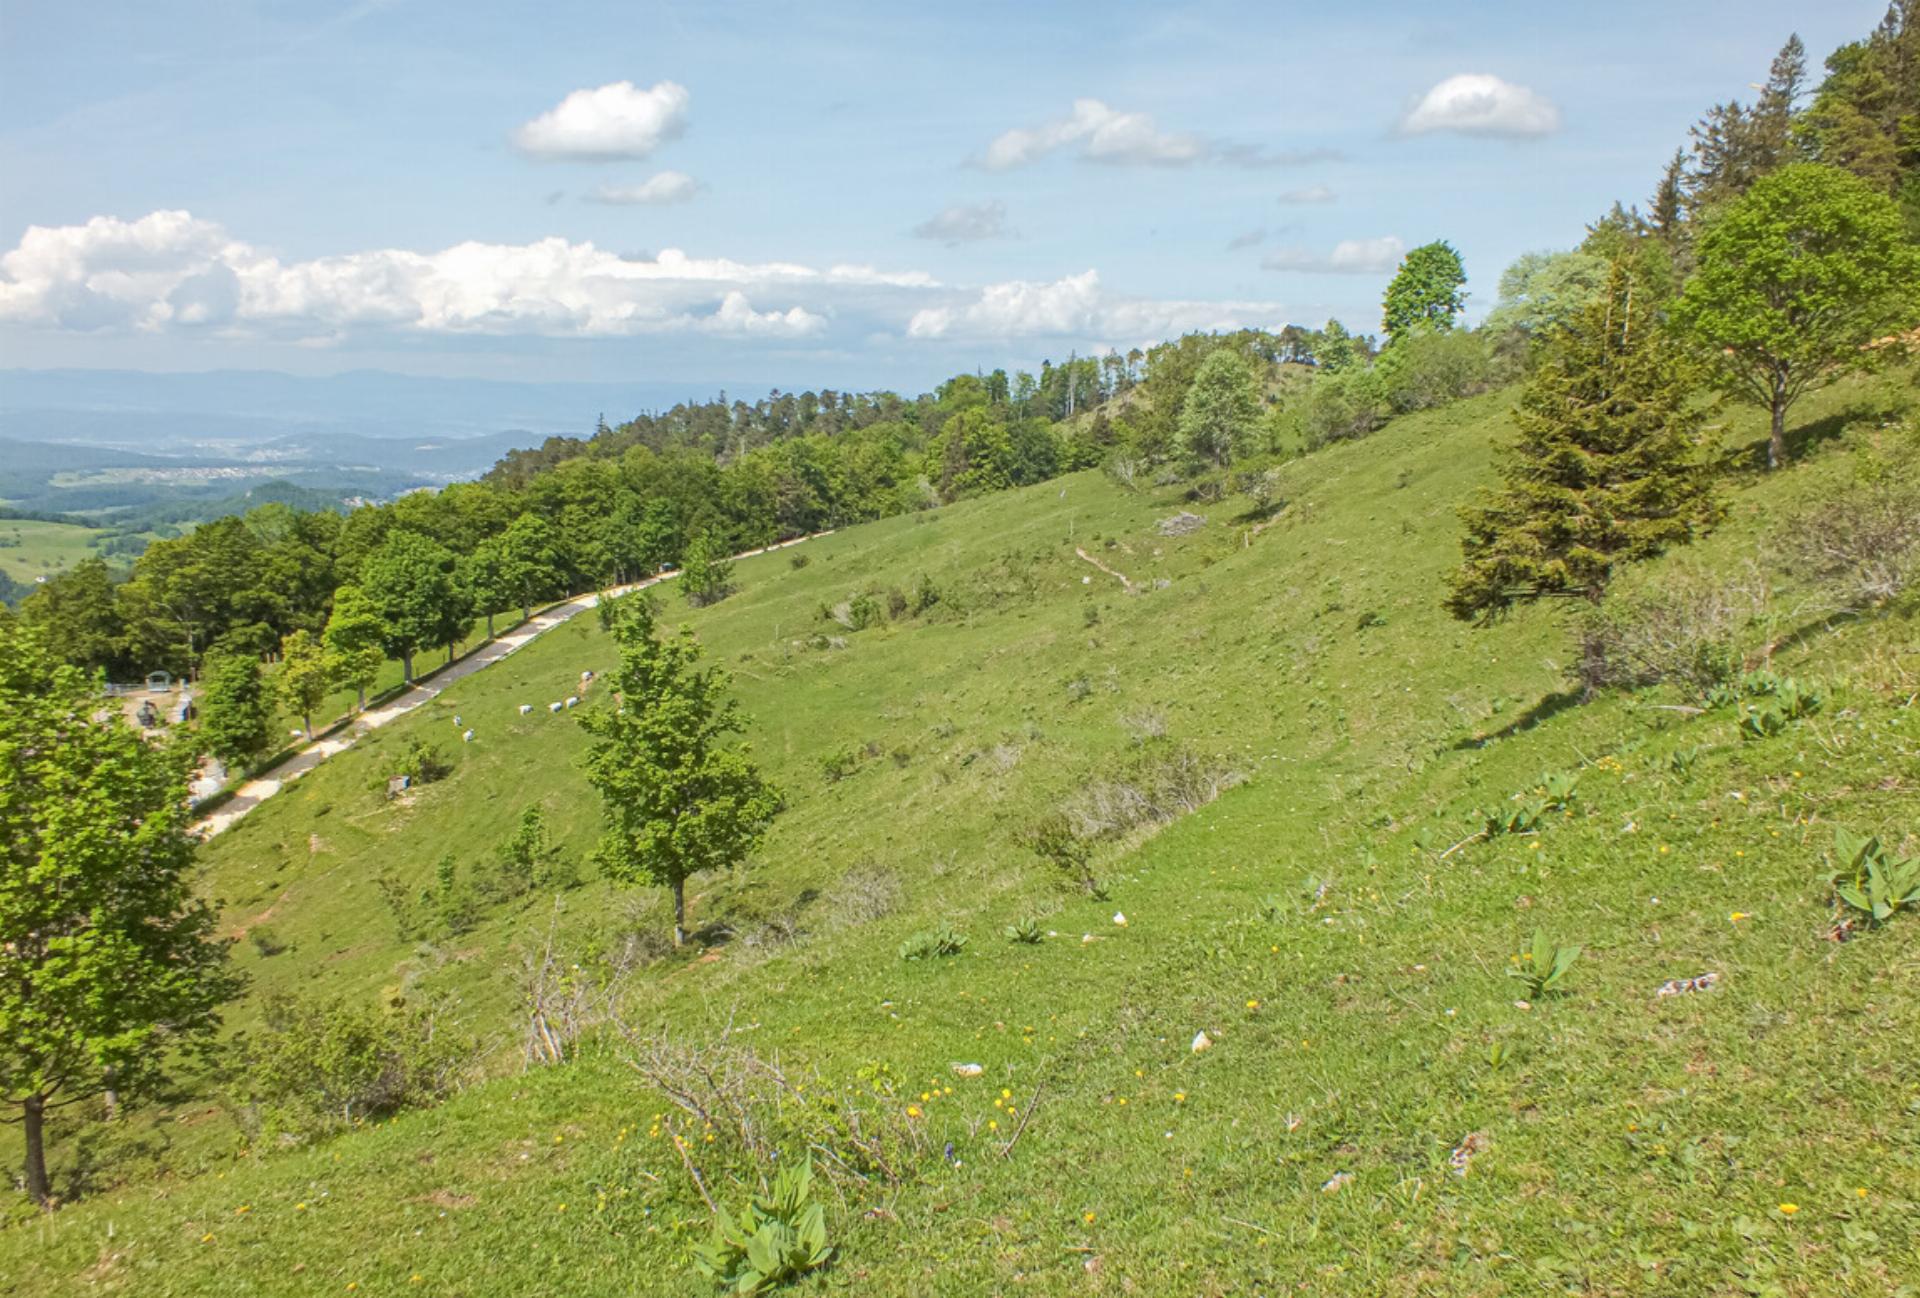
825;862;902;926
1059;739;1242;842
247;926;287;958
693;1158;833;1295
885;586;910;620
847;592;883;630
1373;327;1496;414
396;736;453;786
788;553;810;570
237;993;473;1137
1021;811;1099;895
1777;469;1920;609
820;747;861;784
911;573;942;615
1577;563;1773;698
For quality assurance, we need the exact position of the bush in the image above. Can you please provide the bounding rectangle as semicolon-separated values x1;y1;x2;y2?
1059;738;1243;842
396;736;453;786
1776;469;1920;610
236;993;474;1138
846;592;883;630
788;553;810;570
1374;328;1497;415
1577;563;1773;699
911;573;942;615
247;926;287;957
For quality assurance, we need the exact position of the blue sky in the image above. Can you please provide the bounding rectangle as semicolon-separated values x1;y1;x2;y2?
0;0;1885;396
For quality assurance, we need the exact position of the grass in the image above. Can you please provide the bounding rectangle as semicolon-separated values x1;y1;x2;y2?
5;372;1920;1295
0;517;109;585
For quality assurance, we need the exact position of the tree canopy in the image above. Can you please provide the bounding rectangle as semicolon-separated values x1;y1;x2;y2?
1673;162;1920;468
578;598;781;946
1382;241;1468;341
1447;263;1721;623
0;621;239;1205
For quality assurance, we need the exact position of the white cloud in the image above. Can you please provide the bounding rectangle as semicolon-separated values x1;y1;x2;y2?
905;269;1289;343
586;171;702;205
1275;185;1336;204
911;200;1013;245
0;210;925;341
1399;74;1561;138
977;101;1342;171
1262;236;1405;275
513;80;690;161
978;99;1206;170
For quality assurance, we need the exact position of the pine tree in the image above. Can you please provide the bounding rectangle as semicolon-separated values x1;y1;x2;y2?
1649;148;1688;239
577;598;781;946
1445;263;1720;624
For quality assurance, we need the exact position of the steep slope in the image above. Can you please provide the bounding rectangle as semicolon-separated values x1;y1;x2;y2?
5;374;1918;1296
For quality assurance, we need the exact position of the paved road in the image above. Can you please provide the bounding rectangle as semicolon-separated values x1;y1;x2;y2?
192;531;825;839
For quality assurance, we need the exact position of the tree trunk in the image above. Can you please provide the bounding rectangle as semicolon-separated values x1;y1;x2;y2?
522;603;531;623
23;1094;49;1208
103;1069;120;1122
1769;389;1787;470
402;651;414;684
303;712;313;741
357;685;366;711
447;642;455;667
485;612;495;639
671;877;687;948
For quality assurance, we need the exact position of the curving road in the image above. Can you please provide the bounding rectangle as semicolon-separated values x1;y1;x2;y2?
192;531;826;839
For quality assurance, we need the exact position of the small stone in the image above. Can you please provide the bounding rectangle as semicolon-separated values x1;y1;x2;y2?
1321;1172;1353;1194
951;1062;984;1078
1112;912;1127;927
1191;1031;1213;1054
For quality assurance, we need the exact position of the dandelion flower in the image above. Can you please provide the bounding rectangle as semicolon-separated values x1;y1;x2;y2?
200;1233;214;1243
296;1202;308;1212
1730;912;1749;922
1173;1092;1186;1103
1779;1203;1799;1215
1856;1187;1868;1199
988;1119;999;1131
1246;999;1260;1010
1083;1211;1096;1223
906;1105;922;1118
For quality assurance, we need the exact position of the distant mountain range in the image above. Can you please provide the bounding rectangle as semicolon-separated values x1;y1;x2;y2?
0;367;737;528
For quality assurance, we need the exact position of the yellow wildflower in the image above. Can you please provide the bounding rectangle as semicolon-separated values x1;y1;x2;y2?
1779;1203;1799;1215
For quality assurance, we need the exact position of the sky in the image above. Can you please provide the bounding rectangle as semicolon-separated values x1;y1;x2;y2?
0;0;1888;399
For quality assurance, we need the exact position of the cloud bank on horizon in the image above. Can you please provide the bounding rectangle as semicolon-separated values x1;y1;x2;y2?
8;0;1833;385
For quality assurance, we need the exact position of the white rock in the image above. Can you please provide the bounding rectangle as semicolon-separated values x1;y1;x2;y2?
1321;1172;1353;1194
1081;934;1097;944
950;1062;984;1078
1112;911;1127;927
1191;1031;1212;1054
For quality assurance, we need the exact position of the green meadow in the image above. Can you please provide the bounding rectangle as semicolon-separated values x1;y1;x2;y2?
5;372;1919;1296
0;518;108;586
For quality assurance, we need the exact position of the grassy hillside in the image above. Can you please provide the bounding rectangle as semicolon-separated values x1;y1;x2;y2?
5;372;1919;1296
0;517;108;586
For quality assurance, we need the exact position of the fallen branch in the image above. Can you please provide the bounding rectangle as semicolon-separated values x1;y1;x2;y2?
998;1079;1046;1160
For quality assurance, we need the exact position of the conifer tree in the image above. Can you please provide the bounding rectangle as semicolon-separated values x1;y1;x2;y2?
1446;263;1720;624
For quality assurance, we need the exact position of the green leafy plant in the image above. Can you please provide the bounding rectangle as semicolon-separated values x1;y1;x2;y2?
1663;745;1704;777
1539;771;1579;809
1506;930;1581;998
692;1156;832;1295
819;747;861;784
1481;799;1547;838
1827;828;1920;932
899;926;968;961
1004;916;1045;944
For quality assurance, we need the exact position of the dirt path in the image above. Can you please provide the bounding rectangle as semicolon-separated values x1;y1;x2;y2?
1074;546;1134;591
192;531;827;839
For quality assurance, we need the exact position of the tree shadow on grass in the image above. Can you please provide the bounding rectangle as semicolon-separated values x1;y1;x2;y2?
1452;688;1585;750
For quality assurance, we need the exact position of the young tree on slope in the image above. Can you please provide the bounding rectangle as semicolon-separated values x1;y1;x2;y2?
199;651;273;769
578;597;781;947
276;628;331;740
362;530;463;682
1673;162;1920;469
322;585;385;711
1176;349;1263;467
0;622;240;1206
1381;240;1467;342
1446;261;1720;624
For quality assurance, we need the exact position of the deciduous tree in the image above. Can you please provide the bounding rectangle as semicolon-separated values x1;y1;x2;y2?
1382;241;1467;341
276;628;331;740
322;585;384;711
0;622;240;1206
1673;163;1920;468
578;598;781;946
1175;349;1262;466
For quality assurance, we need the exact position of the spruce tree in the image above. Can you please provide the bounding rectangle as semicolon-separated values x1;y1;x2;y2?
1445;262;1720;624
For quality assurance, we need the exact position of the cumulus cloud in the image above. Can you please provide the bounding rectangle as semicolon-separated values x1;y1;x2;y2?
513;80;691;161
1399;74;1561;138
1275;184;1336;205
1262;236;1405;275
0;210;938;341
978;101;1344;171
905;269;1289;342
911;200;1014;245
586;171;702;205
978;99;1207;169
